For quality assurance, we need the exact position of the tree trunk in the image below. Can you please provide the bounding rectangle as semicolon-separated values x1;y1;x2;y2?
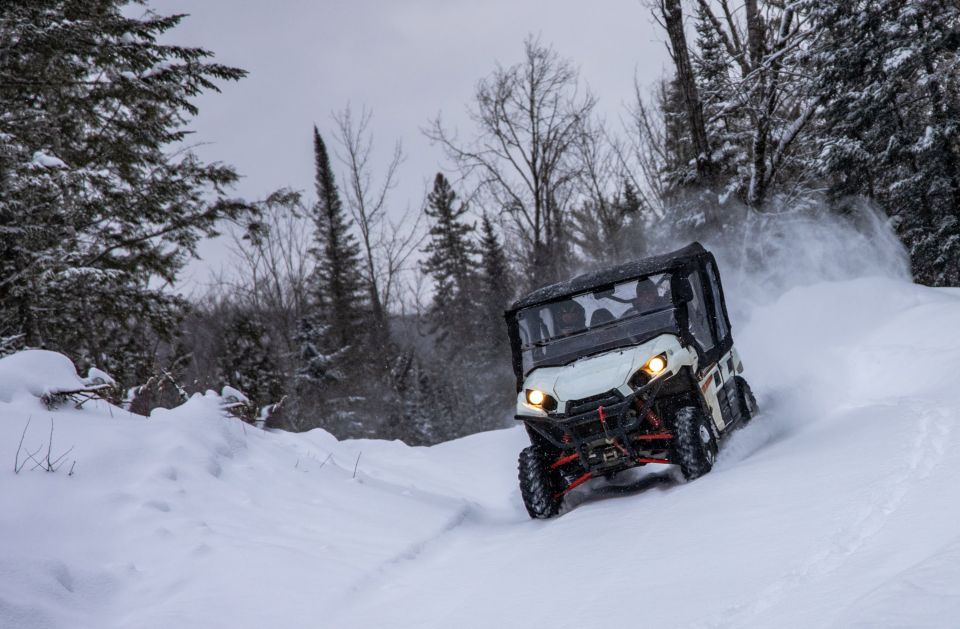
744;0;767;208
661;0;714;183
745;0;764;70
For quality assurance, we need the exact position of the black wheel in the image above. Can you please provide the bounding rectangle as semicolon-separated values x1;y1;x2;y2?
671;406;717;480
735;375;758;423
518;445;564;519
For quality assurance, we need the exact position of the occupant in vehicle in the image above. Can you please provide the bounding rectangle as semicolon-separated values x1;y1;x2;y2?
623;279;663;317
553;300;586;337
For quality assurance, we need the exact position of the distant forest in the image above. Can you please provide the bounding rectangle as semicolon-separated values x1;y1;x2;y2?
2;1;958;443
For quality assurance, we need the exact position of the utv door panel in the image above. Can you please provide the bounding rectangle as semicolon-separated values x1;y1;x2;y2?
699;347;744;431
698;365;727;430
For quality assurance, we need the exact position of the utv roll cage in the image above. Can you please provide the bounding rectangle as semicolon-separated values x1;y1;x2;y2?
504;242;734;391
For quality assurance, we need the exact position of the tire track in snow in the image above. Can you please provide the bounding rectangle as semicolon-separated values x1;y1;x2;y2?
323;461;487;621
700;401;954;629
319;441;528;622
326;501;473;624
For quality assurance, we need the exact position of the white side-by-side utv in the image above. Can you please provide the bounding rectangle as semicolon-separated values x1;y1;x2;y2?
504;243;758;518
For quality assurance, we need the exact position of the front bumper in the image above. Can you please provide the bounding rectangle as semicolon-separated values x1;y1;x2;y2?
517;380;672;474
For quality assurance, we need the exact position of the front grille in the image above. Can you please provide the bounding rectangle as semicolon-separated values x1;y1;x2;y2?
570;420;608;442
566;389;624;416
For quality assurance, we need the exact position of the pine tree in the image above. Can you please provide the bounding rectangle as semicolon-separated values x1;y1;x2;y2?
692;4;730;112
298;128;367;388
218;311;284;408
309;128;367;349
620;179;642;219
0;1;250;384
421;173;479;346
661;77;698;192
569;176;655;267
613;179;649;259
656;77;724;239
467;213;519;428
295;312;342;383
397;358;440;445
289;128;374;436
810;0;960;285
475;214;514;364
693;3;745;199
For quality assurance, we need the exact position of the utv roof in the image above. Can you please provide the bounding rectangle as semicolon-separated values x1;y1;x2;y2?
507;242;707;313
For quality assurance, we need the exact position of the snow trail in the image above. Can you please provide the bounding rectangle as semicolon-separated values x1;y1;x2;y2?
3;274;960;628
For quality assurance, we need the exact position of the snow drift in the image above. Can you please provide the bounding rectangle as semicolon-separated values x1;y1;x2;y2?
2;217;959;628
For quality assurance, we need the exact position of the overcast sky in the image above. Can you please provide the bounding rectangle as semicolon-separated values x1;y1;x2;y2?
157;0;671;290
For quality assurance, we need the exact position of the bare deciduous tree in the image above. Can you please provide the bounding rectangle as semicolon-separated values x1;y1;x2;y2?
228;189;314;355
175;191;312;407
427;36;596;284
333;106;423;337
568;117;647;265
614;77;673;222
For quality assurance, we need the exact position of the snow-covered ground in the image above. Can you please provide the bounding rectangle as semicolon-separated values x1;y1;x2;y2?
3;242;960;626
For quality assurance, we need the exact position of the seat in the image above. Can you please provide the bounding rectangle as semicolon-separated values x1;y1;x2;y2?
589;308;615;327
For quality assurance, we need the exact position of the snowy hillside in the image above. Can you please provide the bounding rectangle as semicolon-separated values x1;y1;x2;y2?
2;273;960;628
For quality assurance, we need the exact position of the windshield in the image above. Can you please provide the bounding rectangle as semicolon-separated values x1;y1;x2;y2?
514;274;676;374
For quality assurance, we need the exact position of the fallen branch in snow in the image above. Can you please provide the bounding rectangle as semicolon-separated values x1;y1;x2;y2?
41;384;116;410
318;453;333;469
353;451;362;479
220;385;257;424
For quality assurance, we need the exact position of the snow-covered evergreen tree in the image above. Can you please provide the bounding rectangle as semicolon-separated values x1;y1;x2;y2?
810;0;960;285
0;1;250;384
655;76;726;240
659;75;697;193
397;357;441;445
692;3;746;202
218;312;284;409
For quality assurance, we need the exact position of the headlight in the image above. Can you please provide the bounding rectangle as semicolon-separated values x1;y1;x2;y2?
631;353;669;389
524;389;557;411
644;354;667;375
527;389;545;406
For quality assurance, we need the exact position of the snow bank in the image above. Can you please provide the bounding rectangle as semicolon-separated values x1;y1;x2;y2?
0;359;513;629
0;350;91;403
